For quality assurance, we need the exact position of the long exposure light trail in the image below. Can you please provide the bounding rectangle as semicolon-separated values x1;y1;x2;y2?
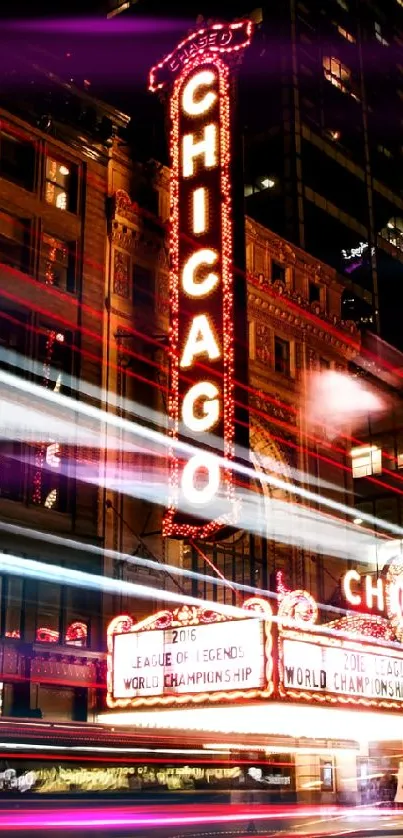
0;518;372;624
3;265;403;508
0;386;392;562
0;551;253;622
0;359;402;556
3;549;403;652
2;261;402;497
0;803;394;831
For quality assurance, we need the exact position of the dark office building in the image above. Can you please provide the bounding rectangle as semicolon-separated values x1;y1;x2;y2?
104;0;403;349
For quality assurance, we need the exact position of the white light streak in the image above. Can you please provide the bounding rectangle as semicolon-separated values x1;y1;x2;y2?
0;351;401;565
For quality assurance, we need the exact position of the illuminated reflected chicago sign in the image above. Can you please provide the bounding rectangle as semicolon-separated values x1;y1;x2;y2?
107;599;273;709
149;22;253;539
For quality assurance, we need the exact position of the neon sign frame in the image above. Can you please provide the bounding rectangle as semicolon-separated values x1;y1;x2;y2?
149;22;252;539
107;597;273;710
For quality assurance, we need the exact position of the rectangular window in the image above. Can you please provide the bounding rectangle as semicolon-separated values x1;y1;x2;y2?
5;576;23;639
351;445;382;478
30;326;74;512
0;441;24;502
45;157;77;213
337;25;356;43
382;436;396;471
35;326;73;395
0;127;35;191
39;234;76;293
274;336;291;375
377;144;393;159
320;758;334;791
309;281;321;304
36;581;61;643
272;261;286;284
0;308;29;501
323;56;359;99
375;22;389;46
0;211;29;273
133;264;155;312
64;587;89;648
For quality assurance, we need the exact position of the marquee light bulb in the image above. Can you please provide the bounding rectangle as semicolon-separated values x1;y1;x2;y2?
192;187;208;235
182;69;217;116
181;453;220;505
182;381;220;433
182;249;219;297
180;314;221;369
182;124;218;178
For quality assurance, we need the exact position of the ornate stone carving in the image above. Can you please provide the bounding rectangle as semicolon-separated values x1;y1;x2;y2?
307;348;320;370
113;250;130;298
111;221;133;252
255;323;271;364
247;270;359;357
113;189;141;226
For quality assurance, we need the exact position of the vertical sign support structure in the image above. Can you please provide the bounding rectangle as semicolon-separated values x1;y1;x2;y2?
149;21;253;540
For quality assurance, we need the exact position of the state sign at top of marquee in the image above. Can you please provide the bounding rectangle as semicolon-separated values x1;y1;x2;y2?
149;21;253;539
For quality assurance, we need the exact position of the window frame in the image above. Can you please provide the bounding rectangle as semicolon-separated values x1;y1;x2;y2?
322;55;360;100
0;210;30;274
44;153;79;214
271;260;286;284
274;335;291;376
39;232;77;294
351;446;382;478
0;125;36;192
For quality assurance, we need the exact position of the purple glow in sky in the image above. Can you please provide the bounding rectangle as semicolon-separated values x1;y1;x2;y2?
2;17;190;34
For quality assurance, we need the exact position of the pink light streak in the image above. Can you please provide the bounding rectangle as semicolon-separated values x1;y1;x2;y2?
0;804;396;831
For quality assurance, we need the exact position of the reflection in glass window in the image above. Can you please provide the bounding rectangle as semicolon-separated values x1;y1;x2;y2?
36;581;61;642
45;158;76;212
30;328;72;511
0;211;28;272
39;234;75;293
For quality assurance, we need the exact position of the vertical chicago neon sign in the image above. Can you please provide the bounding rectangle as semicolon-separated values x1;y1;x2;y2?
150;21;253;539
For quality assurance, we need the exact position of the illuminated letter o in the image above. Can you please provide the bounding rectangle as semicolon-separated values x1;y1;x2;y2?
182;381;220;433
182;249;219;298
181;453;220;505
182;69;217;116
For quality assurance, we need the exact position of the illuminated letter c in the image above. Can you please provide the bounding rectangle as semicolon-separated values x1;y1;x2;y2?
182;249;219;298
182;69;217;116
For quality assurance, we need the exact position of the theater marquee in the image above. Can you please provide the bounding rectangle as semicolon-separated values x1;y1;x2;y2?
149;22;253;539
107;598;273;709
107;561;403;714
279;632;403;708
